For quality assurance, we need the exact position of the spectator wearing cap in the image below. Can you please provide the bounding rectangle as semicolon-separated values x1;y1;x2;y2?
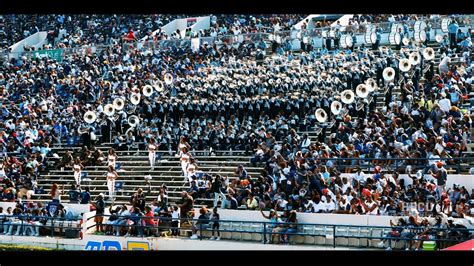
260;208;283;244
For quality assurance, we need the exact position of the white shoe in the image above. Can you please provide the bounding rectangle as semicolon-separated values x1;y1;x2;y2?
386;247;392;251
216;237;220;241
209;237;215;240
377;241;385;248
124;233;130;237
405;248;410;251
190;234;198;239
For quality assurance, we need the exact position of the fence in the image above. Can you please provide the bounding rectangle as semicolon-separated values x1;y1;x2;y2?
0;214;83;238
85;214;473;250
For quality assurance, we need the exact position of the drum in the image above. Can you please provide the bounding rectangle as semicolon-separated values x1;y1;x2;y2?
414;20;427;32
370;32;377;44
414;30;427;42
441;18;450;33
389;32;402;45
391;23;404;34
341;35;353;48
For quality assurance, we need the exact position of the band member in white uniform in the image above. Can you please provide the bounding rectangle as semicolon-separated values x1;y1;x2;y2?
178;136;191;154
186;158;198;183
72;157;84;186
107;148;118;168
106;165;118;201
179;147;191;181
148;137;158;170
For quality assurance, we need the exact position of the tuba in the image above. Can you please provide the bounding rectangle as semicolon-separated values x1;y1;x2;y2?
130;93;141;105
164;73;174;85
383;67;395;82
154;80;165;92
128;115;139;127
104;104;115;117
423;47;435;61
143;85;153;97
315;108;328;123
341;90;355;104
331;101;342;115
409;52;421;65
365;78;377;92
113;97;125;111
356;84;369;98
399;58;411;72
83;111;97;124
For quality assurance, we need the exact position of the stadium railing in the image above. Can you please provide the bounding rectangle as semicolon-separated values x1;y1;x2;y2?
85;214;473;249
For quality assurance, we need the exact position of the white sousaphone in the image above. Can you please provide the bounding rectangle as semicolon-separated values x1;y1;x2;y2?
164;73;174;85
399;58;412;72
315;108;328;123
128;115;139;127
341;90;355;104
365;78;377;92
409;51;421;65
104;104;115;117
356;84;369;98
402;37;410;46
130;93;141;105
383;67;395;82
143;85;154;97
154;80;165;92
83;111;97;124
330;101;342;115
113;97;125;111
423;47;435;60
435;34;444;43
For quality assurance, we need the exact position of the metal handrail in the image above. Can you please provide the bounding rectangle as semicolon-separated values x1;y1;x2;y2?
85;213;473;249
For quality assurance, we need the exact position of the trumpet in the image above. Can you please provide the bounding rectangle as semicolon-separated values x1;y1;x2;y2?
113;97;125;111
399;58;411;72
128;115;139;127
356;84;369;98
83;111;97;124
104;104;115;117
315;108;328;123
383;67;395;82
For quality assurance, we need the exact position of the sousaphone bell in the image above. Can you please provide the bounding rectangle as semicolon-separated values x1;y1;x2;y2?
154;80;164;92
356;84;369;98
104;104;115;117
423;47;435;61
83;111;97;124
383;67;395;82
128;115;139;127
130;93;141;105
331;101;342;115
143;85;153;97
315;108;328;123
164;73;174;85
399;58;411;72
341;90;355;104
365;78;377;92
409;52;421;65
113;97;125;111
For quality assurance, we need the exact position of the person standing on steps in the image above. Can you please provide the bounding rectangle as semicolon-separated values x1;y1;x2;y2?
106;165;118;202
148;137;158;170
209;207;221;240
107;148;118;169
72;157;84;187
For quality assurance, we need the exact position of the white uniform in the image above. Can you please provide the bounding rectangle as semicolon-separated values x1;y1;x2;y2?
107;172;116;200
73;164;81;185
180;152;190;178
107;154;117;168
148;144;157;169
